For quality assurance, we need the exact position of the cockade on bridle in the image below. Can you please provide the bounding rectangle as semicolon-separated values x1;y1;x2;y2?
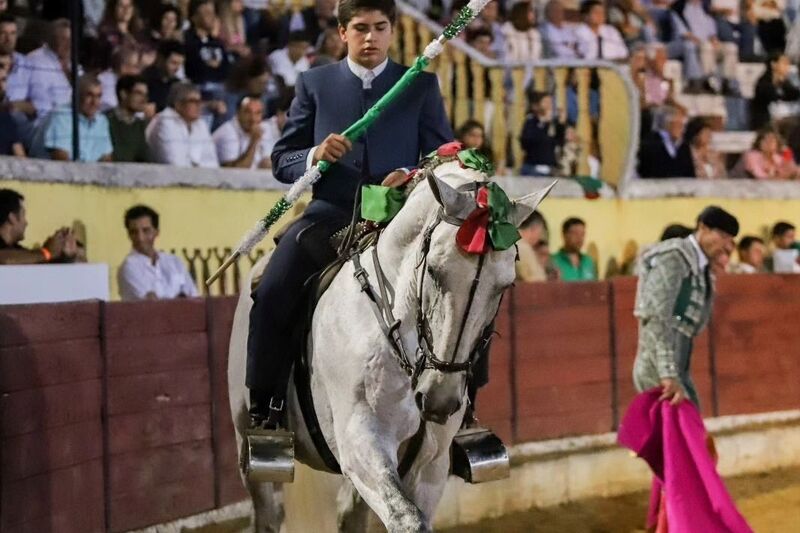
351;143;520;389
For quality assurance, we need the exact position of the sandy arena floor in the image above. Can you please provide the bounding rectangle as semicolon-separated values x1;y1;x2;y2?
189;466;800;533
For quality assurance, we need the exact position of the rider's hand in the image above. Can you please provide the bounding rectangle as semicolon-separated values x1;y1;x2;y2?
381;169;409;188
312;134;352;165
659;378;686;405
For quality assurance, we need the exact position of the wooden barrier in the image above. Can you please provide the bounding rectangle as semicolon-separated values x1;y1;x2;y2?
2;275;800;529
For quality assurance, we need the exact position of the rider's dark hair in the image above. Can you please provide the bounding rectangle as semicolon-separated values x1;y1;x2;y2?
338;0;397;28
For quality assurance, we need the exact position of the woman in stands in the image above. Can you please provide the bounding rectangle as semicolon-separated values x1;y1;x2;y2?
733;127;800;180
501;1;542;63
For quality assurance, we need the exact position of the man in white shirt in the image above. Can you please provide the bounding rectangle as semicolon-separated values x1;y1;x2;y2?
268;31;311;87
145;82;219;167
575;0;629;60
0;15;34;120
541;0;579;59
118;204;198;301
26;18;74;126
213;96;280;169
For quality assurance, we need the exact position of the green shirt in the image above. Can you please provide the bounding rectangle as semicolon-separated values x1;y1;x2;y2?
106;109;149;163
551;249;597;281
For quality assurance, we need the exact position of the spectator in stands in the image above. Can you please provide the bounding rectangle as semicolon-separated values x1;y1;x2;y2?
222;54;284;122
752;0;786;55
118;204;199;301
552;217;598;281
732;128;800;179
27;19;73;125
268;30;311;87
213;96;278;168
97;0;145;69
312;27;347;66
145;81;219;167
637;105;695;178
219;0;251;58
184;0;231;96
516;210;549;282
143;40;185;112
608;0;657;47
728;235;766;273
575;0;629;60
98;45;143;111
501;1;542;62
541;0;579;59
107;75;150;163
148;4;184;46
279;0;337;49
0;68;24;156
767;221;800;273
30;75;113;162
473;0;505;59
670;0;738;94
0;15;33;121
456;119;498;171
750;53;800;130
520;90;565;176
468;27;497;59
635;44;684;134
685;116;726;178
0;188;78;264
711;0;758;61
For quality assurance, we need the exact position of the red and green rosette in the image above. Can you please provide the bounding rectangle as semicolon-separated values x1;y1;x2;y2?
456;183;519;254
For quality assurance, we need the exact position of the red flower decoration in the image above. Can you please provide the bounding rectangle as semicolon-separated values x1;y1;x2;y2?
436;141;464;157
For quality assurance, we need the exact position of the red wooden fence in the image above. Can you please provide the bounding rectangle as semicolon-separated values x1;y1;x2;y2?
1;275;799;531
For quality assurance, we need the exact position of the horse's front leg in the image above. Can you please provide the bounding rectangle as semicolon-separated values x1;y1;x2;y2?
336;409;430;533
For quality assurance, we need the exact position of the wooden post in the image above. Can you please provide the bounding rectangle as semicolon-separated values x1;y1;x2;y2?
489;68;505;171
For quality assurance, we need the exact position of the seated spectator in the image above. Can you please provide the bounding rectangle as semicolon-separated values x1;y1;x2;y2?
184;0;231;96
145;82;219;167
468;27;497;59
750;53;800;131
213;96;278;168
731;128;800;179
30;75;113;162
684;117;726;178
218;0;251;58
471;0;505;59
541;0;579;59
0;14;34;121
641;44;682;109
669;0;738;94
107;75;150;163
118;204;199;301
516;210;549;282
456;119;498;172
311;26;347;67
728;235;766;273
575;0;629;60
98;45;143;111
637;106;695;178
0;68;25;156
278;0;337;49
142;40;185;112
27;19;73;126
520;90;566;176
608;0;657;47
501;1;542;62
0;188;78;264
96;0;145;70
767;221;800;273
551;217;598;281
222;54;285;122
752;0;786;55
710;0;758;61
268;31;311;87
148;4;184;46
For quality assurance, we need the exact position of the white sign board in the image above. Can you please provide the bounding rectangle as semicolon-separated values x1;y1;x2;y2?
0;263;110;304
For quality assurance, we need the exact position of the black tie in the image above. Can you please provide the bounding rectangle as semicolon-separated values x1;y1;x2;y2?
597;34;604;59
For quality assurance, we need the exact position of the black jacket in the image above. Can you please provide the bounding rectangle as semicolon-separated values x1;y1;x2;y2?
637;130;696;178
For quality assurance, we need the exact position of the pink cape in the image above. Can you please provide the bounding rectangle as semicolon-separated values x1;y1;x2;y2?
617;389;753;533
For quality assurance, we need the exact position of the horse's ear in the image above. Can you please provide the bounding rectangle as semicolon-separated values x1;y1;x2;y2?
427;173;474;220
511;180;558;227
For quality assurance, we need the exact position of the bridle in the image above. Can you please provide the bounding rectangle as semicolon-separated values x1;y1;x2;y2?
351;181;501;389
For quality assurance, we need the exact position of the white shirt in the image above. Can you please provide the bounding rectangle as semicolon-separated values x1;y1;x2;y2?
213;115;281;168
7;52;31;102
575;24;629;60
145;107;220;168
541;22;579;59
501;23;542;63
98;69;118;111
268;47;310;87
26;45;73;124
118;250;199;301
688;234;709;271
684;1;718;41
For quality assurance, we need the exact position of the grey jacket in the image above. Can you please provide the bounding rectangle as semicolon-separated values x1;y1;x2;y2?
632;237;714;407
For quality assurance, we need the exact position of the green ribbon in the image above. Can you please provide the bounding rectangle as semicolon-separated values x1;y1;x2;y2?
485;183;520;250
361;185;406;223
457;148;495;175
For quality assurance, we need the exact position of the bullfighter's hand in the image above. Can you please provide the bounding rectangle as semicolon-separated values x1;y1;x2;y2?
659;378;686;405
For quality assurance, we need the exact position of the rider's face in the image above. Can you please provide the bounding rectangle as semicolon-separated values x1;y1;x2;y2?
339;10;393;70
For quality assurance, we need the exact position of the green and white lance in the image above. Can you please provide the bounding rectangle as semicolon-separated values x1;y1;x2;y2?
206;0;492;285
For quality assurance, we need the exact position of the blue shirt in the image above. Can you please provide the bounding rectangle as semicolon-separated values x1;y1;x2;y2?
31;106;113;161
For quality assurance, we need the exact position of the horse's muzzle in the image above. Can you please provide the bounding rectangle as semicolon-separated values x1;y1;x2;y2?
415;391;461;425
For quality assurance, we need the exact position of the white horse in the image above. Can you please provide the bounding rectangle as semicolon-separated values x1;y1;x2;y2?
229;161;553;532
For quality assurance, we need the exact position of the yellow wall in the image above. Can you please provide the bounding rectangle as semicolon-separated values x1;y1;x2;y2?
9;180;799;298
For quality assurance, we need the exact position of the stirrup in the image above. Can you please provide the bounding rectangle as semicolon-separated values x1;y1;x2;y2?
242;398;295;483
450;426;510;484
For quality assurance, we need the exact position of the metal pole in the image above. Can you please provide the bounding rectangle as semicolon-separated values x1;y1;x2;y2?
69;0;80;161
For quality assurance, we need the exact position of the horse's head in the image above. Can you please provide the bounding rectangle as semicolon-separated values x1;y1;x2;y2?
406;161;554;425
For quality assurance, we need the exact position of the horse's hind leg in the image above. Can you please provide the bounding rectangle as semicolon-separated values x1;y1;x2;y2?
248;480;284;533
337;479;385;533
